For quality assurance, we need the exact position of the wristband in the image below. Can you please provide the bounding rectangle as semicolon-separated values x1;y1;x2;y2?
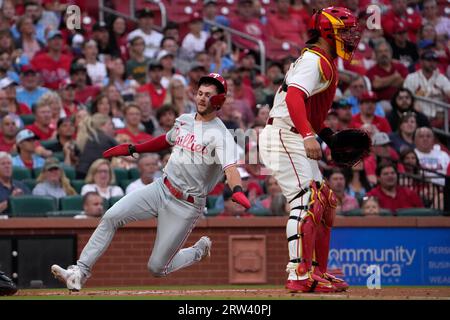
128;144;139;159
233;186;244;194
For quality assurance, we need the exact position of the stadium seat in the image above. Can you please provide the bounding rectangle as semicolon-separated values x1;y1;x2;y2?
379;209;394;216
205;208;221;217
62;166;76;180
9;195;58;217
207;196;220;209
341;209;363;217
13;167;32;180
40;139;58;149
33;167;42;178
19;114;35;126
109;196;123;208
113;168;128;183
248;207;272;216
53;152;65;162
22;179;37;191
119;179;134;191
46;210;82;218
396;208;442;217
60;195;83;211
128;168;140;180
71;180;85;194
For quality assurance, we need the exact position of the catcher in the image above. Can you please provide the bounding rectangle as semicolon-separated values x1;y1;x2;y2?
259;7;370;293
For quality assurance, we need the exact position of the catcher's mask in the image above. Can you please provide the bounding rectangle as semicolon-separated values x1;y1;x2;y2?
198;73;227;110
307;7;362;62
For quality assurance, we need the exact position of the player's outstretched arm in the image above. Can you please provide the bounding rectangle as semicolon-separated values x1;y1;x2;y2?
103;134;171;158
224;166;251;209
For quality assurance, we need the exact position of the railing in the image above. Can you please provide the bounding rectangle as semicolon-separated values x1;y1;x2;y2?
204;19;266;75
98;0;167;31
398;167;449;213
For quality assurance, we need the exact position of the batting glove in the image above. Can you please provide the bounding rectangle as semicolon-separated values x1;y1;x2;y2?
231;186;251;209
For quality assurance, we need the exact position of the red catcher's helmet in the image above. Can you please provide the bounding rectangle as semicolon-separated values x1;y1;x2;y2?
308;7;361;62
198;73;227;109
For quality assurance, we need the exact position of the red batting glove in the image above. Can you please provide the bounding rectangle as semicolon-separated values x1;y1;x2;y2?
103;144;133;158
231;190;251;209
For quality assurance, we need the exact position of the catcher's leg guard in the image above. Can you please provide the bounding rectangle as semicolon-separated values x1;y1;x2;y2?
286;181;324;281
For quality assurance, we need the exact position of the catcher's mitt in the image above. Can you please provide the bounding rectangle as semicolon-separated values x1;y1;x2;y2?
0;271;17;296
320;128;372;167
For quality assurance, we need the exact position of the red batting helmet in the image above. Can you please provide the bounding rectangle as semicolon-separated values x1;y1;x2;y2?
198;73;227;109
307;7;361;62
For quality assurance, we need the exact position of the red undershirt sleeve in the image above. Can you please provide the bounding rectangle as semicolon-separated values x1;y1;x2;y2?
285;86;315;139
135;134;171;153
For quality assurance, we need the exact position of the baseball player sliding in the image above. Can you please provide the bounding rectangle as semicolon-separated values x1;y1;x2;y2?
259;7;366;293
51;73;251;291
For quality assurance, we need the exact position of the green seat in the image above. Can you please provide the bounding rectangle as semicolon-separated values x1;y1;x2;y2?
13;167;32;180
22;179;37;191
19;114;35;125
60;195;83;211
62;166;76;180
71;180;85;194
46;210;82;218
40;139;58;149
119;179;134;191
380;209;394;216
33;167;42;179
53;152;65;162
9;195;58;217
341;209;363;217
109;196;123;208
113;168;128;182
248;207;272;216
128;168;140;180
396;208;442;216
205;208;221;217
207;196;220;209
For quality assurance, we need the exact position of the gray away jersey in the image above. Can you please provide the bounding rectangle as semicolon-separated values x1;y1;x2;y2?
164;113;243;197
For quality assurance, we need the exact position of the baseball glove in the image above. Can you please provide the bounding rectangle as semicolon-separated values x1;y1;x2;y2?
319;128;372;167
0;271;17;296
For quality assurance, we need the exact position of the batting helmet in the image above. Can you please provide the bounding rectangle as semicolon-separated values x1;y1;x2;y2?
198;73;227;109
307;7;361;62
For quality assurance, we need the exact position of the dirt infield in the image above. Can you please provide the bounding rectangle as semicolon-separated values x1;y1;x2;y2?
10;287;450;300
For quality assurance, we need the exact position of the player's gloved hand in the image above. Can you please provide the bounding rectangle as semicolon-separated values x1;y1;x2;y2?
103;144;136;158
231;186;251;209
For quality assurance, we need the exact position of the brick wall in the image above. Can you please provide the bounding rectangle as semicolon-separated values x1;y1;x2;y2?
1;217;449;287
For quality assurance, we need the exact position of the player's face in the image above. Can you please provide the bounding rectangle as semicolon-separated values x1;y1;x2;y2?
196;84;218;116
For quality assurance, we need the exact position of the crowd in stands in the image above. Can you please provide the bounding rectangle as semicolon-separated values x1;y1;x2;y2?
0;0;449;219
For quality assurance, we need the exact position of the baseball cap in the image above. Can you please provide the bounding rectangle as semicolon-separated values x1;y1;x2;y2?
148;60;163;71
46;29;63;41
43;157;61;171
189;12;202;24
156;50;174;62
421;50;439;61
204;0;217;5
189;61;207;72
360;91;378;102
332;99;351;109
20;65;36;74
0;77;18;90
205;37;219;51
70;62;87;75
372;132;391;146
92;21;108;32
136;8;154;19
16;129;37;144
59;78;77;90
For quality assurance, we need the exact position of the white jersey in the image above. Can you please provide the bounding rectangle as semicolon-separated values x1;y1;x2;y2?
127;29;163;59
269;50;331;124
164;113;243;197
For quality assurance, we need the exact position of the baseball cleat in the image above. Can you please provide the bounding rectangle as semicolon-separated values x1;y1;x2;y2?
194;236;212;260
286;273;337;293
51;264;85;291
322;272;349;292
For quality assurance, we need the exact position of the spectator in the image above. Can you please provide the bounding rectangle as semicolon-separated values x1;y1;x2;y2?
10;1;46;44
386;88;430;132
218;95;240;130
46;117;76;164
349;91;392;133
186;62;207;103
156;50;182;89
11;129;45;169
115;104;152;144
361;196;381;217
0;88;22;130
81;158;124;199
403;50;450;118
91;21;120;60
270;192;289;216
0;51;20;83
327;168;359;214
1;0;17;28
0;115;18;152
345;75;385;117
230;0;266;52
82;39;107;87
205;36;234;75
15;15;44;61
31;30;72;90
104;57;139;100
421;0;450;40
166;77;195;115
15;65;49;109
125;36;150;85
253;104;270;127
154;104;178;135
202;0;230;32
160;35;191;75
333;99;353;130
137;61;167;110
134;92;159;135
75;114;117;179
400;147;421;175
108;16;128;61
69;62;101;105
267;0;306;48
59;79;79;117
381;0;422;42
127;8;163;60
217;186;254;218
253;175;283;211
32;157;76;198
74;191;105;219
389;112;417;154
366;40;408;103
0;151;30;214
126;153;161;194
110;133;138;170
345;161;372;205
228;68;256;124
90;93;111;117
181;12;209;60
103;84;125;129
387;20;419;72
26;99;55;140
37;91;65;131
414;127;449;186
0;77;31;116
366;162;424;212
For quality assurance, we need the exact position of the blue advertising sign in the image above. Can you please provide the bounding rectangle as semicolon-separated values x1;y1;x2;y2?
329;228;450;286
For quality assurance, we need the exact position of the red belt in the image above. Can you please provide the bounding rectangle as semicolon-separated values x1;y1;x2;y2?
267;117;299;134
164;177;194;204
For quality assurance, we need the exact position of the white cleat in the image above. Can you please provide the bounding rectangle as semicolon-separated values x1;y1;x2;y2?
194;236;212;260
51;264;85;291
